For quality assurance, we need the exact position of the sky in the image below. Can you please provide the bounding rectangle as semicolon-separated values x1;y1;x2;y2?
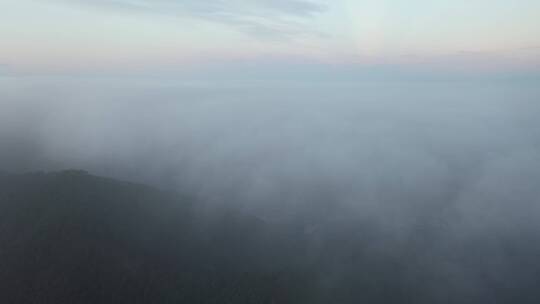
1;0;539;78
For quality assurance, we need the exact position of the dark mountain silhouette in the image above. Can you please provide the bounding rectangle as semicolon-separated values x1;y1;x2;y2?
0;170;312;303
1;170;539;303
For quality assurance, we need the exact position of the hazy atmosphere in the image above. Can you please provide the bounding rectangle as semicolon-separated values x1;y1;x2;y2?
1;0;539;303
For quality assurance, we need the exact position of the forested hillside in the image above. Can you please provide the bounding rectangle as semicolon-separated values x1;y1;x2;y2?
1;171;539;303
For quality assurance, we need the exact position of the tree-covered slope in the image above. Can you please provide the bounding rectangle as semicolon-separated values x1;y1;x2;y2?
1;170;540;304
0;171;309;303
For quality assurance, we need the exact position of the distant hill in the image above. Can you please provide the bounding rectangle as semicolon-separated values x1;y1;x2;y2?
0;170;310;303
1;170;539;303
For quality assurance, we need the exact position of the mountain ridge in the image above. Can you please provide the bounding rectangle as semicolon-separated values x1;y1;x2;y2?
0;170;310;303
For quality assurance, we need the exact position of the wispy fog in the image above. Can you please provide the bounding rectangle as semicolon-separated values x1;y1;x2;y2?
1;76;540;301
2;77;539;215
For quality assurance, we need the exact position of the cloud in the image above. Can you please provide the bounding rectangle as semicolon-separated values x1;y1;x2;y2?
64;0;326;38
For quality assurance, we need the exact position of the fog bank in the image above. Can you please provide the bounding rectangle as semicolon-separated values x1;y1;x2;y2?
2;76;540;300
2;79;539;216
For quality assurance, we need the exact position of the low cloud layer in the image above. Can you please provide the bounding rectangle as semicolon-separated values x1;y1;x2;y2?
1;76;539;300
1;77;538;220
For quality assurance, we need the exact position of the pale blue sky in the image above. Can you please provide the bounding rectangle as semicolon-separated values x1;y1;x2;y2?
1;0;539;76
